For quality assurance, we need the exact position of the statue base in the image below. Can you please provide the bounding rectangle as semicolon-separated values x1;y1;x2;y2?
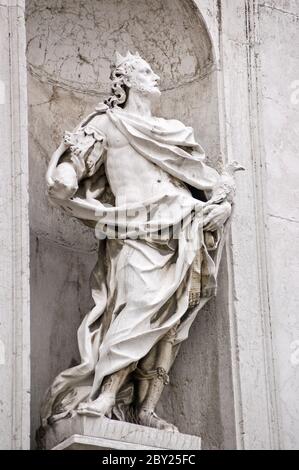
38;414;201;450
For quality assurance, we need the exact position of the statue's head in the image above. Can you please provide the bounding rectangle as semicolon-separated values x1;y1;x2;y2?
105;51;160;108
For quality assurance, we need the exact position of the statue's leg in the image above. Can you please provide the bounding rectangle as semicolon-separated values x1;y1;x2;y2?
77;363;136;417
136;324;179;432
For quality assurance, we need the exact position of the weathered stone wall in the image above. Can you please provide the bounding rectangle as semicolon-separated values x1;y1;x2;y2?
26;0;231;449
0;0;30;450
21;0;299;450
256;0;299;449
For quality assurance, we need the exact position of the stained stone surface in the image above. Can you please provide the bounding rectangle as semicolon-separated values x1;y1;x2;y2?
26;0;226;451
40;415;201;451
0;0;297;452
26;0;213;94
257;2;299;449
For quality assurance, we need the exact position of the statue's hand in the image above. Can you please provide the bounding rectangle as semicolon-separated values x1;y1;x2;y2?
47;162;78;200
203;201;231;231
46;175;55;190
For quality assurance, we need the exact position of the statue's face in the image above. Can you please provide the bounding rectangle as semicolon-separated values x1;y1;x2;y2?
127;59;161;97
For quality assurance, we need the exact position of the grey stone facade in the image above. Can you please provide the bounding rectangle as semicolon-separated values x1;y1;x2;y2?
0;0;298;450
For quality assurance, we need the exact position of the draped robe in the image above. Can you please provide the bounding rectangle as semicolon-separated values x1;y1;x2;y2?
41;105;229;426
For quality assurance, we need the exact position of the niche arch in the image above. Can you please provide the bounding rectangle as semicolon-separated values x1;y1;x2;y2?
26;0;234;449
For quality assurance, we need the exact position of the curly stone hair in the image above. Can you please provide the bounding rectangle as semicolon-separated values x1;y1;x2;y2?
104;66;129;108
104;53;142;109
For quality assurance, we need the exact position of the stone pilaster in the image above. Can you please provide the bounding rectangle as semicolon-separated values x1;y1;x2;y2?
0;0;30;450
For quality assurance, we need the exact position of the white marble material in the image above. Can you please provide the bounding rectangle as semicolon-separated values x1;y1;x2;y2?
53;435;159;450
257;1;299;449
26;0;226;449
39;415;201;450
204;0;299;450
41;51;237;439
26;0;212;95
7;0;296;451
0;0;30;450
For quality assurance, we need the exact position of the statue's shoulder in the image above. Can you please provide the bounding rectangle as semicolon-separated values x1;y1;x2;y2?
153;115;191;132
153;114;187;126
79;103;110;136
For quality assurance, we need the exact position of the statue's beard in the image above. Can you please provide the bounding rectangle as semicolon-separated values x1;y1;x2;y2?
130;81;161;99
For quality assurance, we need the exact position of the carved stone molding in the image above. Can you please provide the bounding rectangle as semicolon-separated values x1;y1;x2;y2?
209;0;281;449
0;0;30;450
39;415;201;451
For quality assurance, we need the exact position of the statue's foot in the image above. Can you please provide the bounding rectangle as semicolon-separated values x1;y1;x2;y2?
138;408;179;432
77;392;115;418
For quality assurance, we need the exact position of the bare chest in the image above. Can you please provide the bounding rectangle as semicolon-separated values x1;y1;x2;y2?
106;124;129;149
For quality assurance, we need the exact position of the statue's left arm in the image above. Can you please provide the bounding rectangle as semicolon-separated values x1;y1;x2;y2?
201;160;244;232
186;147;232;231
203;201;232;232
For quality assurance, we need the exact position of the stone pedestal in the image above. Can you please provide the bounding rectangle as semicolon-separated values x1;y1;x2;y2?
39;415;201;451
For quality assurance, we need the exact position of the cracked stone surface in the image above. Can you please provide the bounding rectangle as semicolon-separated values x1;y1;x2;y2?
26;0;224;451
258;2;299;450
41;414;201;450
26;0;213;94
1;0;298;452
26;0;219;251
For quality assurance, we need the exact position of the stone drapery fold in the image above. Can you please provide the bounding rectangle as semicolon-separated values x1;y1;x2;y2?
40;106;227;426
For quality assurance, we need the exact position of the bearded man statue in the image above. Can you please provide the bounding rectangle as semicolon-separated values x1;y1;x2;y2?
41;51;243;432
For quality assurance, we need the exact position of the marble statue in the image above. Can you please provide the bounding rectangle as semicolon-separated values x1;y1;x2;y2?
42;51;244;433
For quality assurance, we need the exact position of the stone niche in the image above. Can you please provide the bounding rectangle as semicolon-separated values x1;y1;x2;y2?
26;0;235;449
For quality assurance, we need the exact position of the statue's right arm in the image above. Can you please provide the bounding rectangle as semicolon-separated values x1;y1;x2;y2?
45;114;108;200
46;141;69;189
